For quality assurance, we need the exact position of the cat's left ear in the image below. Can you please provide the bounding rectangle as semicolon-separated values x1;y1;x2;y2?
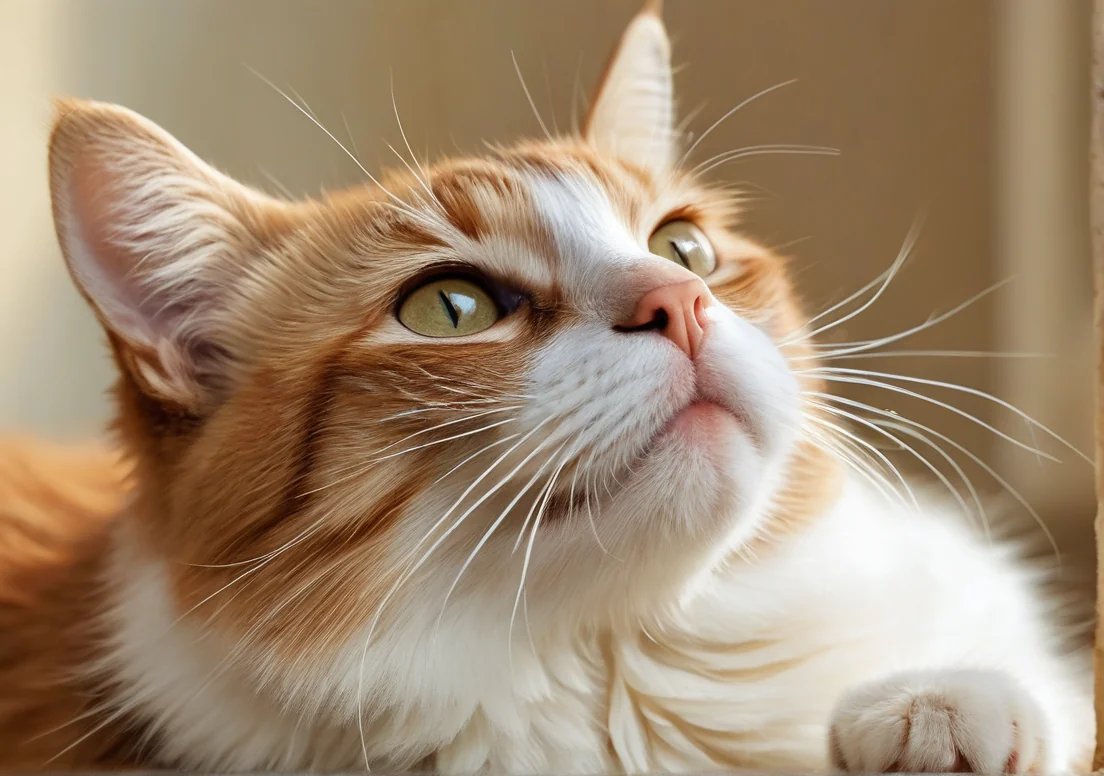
584;0;675;173
48;98;286;412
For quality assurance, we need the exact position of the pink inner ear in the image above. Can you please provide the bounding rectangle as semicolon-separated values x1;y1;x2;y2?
63;152;167;348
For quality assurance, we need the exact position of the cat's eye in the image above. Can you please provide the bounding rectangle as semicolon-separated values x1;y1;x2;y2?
398;277;500;337
648;220;716;277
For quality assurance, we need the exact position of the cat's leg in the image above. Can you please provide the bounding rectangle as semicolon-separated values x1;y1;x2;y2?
818;505;1092;774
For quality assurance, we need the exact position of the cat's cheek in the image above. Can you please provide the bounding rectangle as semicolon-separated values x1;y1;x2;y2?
696;305;801;459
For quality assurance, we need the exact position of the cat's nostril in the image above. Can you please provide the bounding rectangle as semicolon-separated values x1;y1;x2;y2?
650;308;670;331
617;307;669;333
616;278;711;359
613;304;671;333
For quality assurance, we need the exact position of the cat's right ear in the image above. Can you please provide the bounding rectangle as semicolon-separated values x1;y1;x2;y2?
48;99;285;412
584;0;675;173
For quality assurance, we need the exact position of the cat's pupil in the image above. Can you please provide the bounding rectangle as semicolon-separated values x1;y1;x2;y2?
669;238;691;269
438;290;460;328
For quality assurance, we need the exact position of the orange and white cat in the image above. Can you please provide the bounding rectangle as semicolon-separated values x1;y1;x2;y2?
0;3;1092;772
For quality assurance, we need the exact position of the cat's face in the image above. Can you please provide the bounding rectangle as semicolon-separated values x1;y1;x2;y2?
50;7;834;695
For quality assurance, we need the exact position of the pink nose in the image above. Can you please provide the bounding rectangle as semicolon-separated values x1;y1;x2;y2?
618;277;712;359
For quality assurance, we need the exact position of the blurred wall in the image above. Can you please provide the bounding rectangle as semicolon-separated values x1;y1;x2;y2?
0;0;1094;567
0;2;111;434
995;0;1093;519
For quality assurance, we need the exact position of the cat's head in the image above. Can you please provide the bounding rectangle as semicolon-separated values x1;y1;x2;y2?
49;4;836;695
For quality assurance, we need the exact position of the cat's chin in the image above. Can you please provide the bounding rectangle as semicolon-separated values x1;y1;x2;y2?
603;400;751;504
543;400;747;522
666;400;744;440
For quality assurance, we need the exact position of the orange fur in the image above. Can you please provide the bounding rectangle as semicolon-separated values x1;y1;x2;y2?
0;438;144;766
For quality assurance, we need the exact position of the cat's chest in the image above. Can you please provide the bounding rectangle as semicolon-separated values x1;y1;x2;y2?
104;517;857;773
431;600;844;773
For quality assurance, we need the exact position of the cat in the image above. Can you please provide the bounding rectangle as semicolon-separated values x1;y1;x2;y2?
0;2;1093;772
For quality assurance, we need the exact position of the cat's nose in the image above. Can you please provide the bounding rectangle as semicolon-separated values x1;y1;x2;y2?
617;276;712;359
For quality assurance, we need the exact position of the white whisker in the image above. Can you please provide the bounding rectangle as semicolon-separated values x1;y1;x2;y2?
788;214;923;346
431;435;519;487
791;279;1011;360
368;405;520;458
811;372;1055;462
509;443;573;666
511;50;553;140
814;349;1047;362
678;78;798;167
340;111;361;160
373;398;513;424
434;438;568;638
246;66;438;229
873;417;1060;562
791;260;900;340
574;454;618;559
186;510;335;570
44;703;136;765
693;144;840;177
511;443;569;554
357;414;560;768
812;400;974;529
807;415;918;512
804;426;901;506
675;100;709;143
807;367;1087;463
301;417;518;498
390;72;442;209
808;391;989;539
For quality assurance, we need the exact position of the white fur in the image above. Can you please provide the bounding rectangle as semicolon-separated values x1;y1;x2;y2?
830;670;1049;773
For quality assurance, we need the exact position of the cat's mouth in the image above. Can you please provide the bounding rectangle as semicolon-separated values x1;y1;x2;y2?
655;399;749;453
543;397;747;520
669;399;742;430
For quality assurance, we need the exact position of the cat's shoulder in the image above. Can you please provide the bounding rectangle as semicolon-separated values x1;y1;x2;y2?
0;438;142;767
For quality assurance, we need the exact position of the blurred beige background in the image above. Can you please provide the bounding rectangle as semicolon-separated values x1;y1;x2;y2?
0;1;1095;574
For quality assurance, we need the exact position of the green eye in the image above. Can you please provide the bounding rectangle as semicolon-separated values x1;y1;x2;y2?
398;277;500;337
648;220;716;277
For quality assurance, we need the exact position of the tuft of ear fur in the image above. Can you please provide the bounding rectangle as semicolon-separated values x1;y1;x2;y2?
48;99;282;411
584;1;675;173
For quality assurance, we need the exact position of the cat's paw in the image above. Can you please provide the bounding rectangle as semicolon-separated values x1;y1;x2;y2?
828;670;1050;773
